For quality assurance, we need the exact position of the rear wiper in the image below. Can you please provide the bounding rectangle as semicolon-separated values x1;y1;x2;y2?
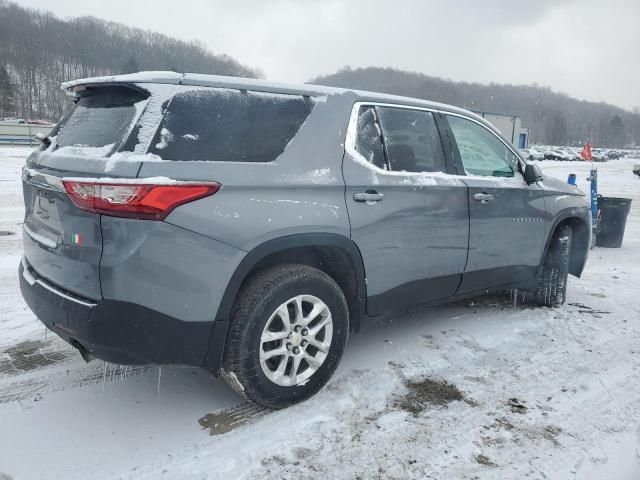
35;133;51;148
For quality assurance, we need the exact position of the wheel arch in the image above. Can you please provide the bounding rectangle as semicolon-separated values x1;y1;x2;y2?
203;233;367;373
542;213;590;278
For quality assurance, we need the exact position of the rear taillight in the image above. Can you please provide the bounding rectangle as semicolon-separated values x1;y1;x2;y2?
62;179;220;220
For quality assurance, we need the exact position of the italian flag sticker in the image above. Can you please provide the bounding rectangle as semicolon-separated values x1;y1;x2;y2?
71;233;84;246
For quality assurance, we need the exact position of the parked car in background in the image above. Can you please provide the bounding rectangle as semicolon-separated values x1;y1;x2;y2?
544;148;575;161
522;147;545;161
19;72;592;408
606;150;624;160
633;164;640;176
1;117;27;124
591;149;608;162
28;119;55;126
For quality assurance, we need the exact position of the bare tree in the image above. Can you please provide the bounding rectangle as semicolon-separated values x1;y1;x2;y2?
0;1;258;121
311;67;640;147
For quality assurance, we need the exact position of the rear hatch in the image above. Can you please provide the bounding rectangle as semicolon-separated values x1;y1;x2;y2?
22;84;150;300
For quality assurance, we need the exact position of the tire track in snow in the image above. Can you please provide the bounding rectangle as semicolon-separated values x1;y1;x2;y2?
0;356;154;404
198;402;272;435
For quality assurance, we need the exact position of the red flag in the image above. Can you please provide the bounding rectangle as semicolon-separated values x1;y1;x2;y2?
580;141;592;161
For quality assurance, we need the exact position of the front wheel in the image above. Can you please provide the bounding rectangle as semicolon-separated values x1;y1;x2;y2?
221;264;349;409
532;225;573;307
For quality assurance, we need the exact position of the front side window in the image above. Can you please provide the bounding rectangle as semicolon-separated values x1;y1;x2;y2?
149;89;315;162
447;115;519;177
354;106;386;169
376;107;446;173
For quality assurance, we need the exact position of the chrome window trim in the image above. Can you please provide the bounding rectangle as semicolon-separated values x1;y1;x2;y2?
345;101;527;179
345;101;442;176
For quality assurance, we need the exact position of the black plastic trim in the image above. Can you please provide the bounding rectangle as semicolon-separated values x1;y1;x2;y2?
367;273;461;317
540;210;590;278
20;262;214;367
436;113;467;176
458;265;538;294
434;112;462;175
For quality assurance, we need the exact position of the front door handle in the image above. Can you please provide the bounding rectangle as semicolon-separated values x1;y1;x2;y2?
473;192;494;203
353;191;384;203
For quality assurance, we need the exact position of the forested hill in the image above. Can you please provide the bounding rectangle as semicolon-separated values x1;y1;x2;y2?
0;0;258;121
311;67;640;148
1;0;637;149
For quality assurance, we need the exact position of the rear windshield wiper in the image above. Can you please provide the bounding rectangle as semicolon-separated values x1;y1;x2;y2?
35;133;51;148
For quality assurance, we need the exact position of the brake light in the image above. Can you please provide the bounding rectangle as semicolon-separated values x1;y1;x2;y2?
62;179;220;220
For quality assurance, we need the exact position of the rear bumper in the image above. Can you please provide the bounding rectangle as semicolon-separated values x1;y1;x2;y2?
19;258;226;369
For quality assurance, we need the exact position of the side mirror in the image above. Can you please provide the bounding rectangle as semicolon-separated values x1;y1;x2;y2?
523;163;543;184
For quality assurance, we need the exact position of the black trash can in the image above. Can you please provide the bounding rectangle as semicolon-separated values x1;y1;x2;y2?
596;196;633;248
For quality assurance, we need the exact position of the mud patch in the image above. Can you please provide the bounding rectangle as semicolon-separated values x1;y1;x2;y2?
0;339;70;375
199;402;271;436
541;425;562;447
394;377;464;416
475;453;498;467
507;398;528;414
568;302;611;318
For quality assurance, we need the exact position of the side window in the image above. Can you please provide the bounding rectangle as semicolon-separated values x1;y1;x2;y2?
148;89;314;162
376;107;446;173
355;106;387;169
447;115;519;177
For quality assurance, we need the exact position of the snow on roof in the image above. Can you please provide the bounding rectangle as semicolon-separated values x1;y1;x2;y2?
60;71;341;97
60;71;493;133
61;71;184;90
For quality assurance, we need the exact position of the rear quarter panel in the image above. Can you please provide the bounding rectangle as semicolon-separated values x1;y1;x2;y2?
137;91;357;251
100;217;245;323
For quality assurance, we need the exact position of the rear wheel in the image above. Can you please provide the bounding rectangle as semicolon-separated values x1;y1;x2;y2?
221;264;348;408
532;225;573;307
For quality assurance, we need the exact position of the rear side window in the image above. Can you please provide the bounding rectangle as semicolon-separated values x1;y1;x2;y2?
354;106;386;169
56;86;148;151
148;89;315;162
447;115;519;177
376;107;446;173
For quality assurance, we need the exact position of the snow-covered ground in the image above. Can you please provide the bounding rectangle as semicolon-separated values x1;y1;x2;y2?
0;146;639;480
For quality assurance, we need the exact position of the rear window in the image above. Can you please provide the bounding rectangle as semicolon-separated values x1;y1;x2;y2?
148;89;315;162
55;86;148;152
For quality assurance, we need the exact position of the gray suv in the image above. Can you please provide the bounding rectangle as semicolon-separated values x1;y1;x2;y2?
19;72;590;408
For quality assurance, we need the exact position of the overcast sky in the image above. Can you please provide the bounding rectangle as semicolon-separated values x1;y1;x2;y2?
13;0;640;110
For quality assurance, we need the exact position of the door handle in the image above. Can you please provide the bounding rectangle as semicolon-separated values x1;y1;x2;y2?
473;193;494;203
353;191;384;203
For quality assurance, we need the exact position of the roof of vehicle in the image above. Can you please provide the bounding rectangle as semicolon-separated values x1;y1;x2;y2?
61;71;480;120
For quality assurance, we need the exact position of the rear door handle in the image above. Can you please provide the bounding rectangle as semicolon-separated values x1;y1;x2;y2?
473;193;494;203
353;191;384;203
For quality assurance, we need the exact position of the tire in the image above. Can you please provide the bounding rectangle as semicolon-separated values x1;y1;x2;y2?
221;264;349;409
532;225;573;307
